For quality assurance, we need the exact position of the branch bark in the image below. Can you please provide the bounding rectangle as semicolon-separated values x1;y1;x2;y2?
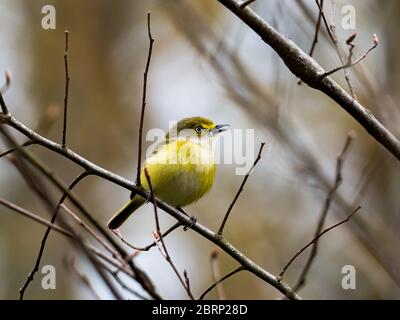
0;112;300;300
217;0;400;161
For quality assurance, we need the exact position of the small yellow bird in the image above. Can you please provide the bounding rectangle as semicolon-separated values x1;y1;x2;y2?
107;116;229;229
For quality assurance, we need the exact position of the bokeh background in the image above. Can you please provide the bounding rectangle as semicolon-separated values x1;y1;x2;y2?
1;0;400;299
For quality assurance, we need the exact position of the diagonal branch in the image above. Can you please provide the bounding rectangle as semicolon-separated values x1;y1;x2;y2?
0;125;161;299
314;0;357;98
144;168;195;300
0;91;9;115
279;206;361;283
217;0;400;161
239;0;256;9
0;140;35;159
218;142;266;236
292;133;354;291
199;266;244;300
320;34;378;80
0;198;71;237
18;171;90;300
0;197;135;277
278;133;354;288
0;113;300;299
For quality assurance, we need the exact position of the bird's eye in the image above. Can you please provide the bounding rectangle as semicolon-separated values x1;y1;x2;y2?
195;126;203;133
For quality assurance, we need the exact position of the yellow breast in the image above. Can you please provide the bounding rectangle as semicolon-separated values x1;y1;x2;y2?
141;139;216;207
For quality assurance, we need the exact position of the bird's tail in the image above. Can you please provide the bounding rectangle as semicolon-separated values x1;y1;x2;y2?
107;196;145;229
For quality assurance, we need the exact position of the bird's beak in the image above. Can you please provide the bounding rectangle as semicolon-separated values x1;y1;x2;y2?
213;124;230;135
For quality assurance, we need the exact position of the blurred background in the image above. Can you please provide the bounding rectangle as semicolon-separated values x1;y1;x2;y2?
0;0;400;299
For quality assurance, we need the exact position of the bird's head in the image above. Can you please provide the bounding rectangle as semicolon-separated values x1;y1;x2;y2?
166;116;229;142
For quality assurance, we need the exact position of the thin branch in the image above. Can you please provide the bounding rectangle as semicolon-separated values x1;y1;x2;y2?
0;127;161;299
210;249;226;299
199;266;244;300
218;142;265;236
140;222;182;251
136;12;154;187
309;0;323;57
109;270;148;300
239;0;257;9
292;133;354;291
0;198;71;237
0;140;35;159
320;33;379;80
90;246;134;278
314;0;357;98
74;237;124;300
278;133;354;286
217;0;400;161
18;171;90;300
183;270;192;297
0;197;133;278
114;221;182;256
144;168;195;300
61;204;123;262
0;113;300;299
5;146;124;301
279;206;361;281
173;0;400;289
0;196;126;300
0;91;9;115
62;30;70;148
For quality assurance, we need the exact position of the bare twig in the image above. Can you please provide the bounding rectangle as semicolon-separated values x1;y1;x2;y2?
0;197;133;278
136;12;154;187
218;142;266;236
309;0;323;57
62;31;70;148
145;168;195;300
0;141;35;159
199;266;244;300
0;113;300;299
114;221;182;256
172;0;400;289
239;0;257;9
320;33;379;80
61;204;123;262
210;249;226;299
90;247;134;278
183;270;192;297
0;198;71;237
0;92;9;115
314;0;357;98
217;0;400;161
74;237;124;300
6;152;124;300
291;133;354;291
279;206;361;281
112;228;149;252
278;133;354;287
109;270;148;300
18;171;90;300
0;126;160;299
